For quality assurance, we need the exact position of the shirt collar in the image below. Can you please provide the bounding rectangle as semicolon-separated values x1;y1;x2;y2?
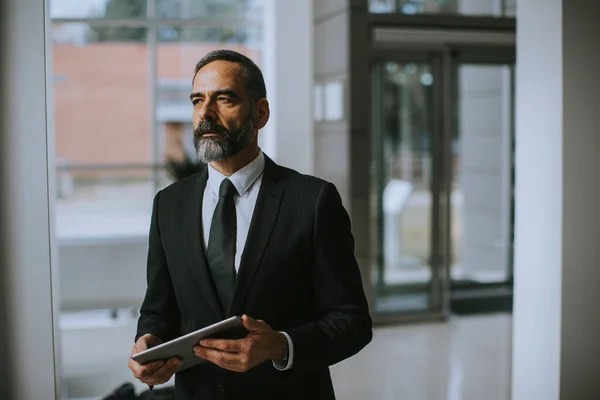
207;150;265;198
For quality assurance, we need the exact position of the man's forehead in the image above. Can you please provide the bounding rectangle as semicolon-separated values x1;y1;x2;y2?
193;60;244;89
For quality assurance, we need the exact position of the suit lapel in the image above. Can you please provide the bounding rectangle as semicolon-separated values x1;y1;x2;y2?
183;170;225;320
229;156;284;316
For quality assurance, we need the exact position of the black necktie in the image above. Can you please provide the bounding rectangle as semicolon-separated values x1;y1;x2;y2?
206;178;237;315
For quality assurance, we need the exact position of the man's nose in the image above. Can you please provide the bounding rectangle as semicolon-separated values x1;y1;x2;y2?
196;100;217;121
200;115;216;125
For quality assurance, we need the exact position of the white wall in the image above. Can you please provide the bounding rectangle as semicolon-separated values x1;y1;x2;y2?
0;0;59;398
262;0;314;175
513;0;600;398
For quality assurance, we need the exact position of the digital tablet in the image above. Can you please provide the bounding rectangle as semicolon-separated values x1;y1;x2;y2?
131;316;248;372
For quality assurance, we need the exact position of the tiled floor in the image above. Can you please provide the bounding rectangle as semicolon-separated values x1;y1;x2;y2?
60;312;512;400
330;313;512;400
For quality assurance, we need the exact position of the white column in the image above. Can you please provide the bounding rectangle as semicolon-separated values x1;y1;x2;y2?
512;0;600;399
261;0;314;174
0;0;59;399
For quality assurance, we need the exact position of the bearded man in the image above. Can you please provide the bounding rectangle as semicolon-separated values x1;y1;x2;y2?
128;49;372;400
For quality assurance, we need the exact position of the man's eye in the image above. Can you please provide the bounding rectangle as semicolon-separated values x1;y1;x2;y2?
192;99;202;105
218;97;231;103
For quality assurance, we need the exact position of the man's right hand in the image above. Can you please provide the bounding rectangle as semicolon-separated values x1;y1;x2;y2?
128;333;182;386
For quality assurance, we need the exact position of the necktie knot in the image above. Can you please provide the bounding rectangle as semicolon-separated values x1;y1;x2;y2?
219;179;237;198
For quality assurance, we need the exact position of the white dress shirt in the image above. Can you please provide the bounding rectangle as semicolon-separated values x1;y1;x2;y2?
202;150;294;371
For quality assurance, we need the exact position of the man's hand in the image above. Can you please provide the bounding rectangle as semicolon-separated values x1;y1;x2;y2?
128;333;183;386
193;315;287;372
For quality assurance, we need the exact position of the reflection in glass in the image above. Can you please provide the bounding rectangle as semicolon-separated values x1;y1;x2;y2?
374;62;434;314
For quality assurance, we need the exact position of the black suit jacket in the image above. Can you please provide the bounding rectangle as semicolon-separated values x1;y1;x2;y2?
136;155;373;400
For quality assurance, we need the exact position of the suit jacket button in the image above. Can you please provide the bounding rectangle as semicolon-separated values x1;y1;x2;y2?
219;383;225;393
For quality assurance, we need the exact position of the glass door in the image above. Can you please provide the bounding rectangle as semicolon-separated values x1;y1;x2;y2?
370;35;516;321
371;52;448;320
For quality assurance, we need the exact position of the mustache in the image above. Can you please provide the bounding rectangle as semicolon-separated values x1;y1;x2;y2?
194;120;228;136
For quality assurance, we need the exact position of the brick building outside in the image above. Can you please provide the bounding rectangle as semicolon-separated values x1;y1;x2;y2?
53;42;260;179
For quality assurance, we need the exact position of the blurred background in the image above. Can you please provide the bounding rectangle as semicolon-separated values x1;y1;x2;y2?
3;0;599;399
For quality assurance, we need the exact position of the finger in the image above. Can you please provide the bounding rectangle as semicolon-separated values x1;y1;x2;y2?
129;358;163;379
193;347;249;371
142;357;182;385
133;343;147;353
134;335;154;352
138;360;167;378
145;335;163;347
131;341;147;355
241;315;269;332
140;358;181;385
128;358;144;378
199;338;243;353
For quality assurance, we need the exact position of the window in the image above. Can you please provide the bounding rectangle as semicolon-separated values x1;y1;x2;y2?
50;1;264;397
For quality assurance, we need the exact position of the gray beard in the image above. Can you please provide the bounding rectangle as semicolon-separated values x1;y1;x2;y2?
194;118;255;163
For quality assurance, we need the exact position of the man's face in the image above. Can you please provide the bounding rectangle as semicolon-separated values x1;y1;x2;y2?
190;60;255;163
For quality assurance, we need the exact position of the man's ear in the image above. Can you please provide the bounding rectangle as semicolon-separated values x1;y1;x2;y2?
254;98;270;130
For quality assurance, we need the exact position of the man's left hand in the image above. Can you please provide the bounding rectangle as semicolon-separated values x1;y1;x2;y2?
193;315;288;372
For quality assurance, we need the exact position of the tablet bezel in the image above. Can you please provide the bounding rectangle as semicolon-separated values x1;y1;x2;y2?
131;316;246;372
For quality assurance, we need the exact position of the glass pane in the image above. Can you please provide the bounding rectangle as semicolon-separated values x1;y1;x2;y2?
156;0;263;22
452;64;513;283
369;0;513;17
53;25;151;169
55;167;177;397
55;168;165;397
51;19;159;397
55;168;171;240
50;0;147;19
373;61;435;314
156;28;263;165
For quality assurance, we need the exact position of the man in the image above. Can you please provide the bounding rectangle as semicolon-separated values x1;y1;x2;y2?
128;49;372;399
